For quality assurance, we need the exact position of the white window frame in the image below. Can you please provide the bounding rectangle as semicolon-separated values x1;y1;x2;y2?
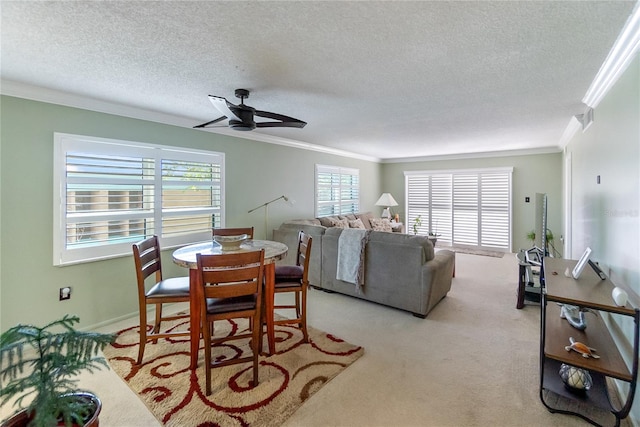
53;133;225;266
404;167;512;251
314;164;360;217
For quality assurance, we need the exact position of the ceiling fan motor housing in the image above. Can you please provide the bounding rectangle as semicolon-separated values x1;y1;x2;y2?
229;105;256;131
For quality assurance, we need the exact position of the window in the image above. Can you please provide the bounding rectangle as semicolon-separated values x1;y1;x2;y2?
315;165;359;217
53;133;224;265
405;168;512;251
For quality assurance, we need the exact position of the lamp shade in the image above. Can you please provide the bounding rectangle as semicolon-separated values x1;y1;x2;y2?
375;193;398;207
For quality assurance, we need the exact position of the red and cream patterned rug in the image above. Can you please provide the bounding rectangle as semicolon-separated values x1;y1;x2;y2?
103;316;363;426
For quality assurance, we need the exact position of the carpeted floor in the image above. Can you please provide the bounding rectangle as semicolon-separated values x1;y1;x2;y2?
38;252;633;426
448;246;506;258
102;317;362;426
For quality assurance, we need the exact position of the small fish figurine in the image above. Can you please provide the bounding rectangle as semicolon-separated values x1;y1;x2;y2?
565;337;600;359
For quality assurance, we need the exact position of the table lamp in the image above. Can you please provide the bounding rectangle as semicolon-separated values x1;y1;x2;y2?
375;193;398;219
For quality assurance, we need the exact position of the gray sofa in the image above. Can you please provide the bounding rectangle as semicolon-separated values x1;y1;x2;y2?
272;213;455;318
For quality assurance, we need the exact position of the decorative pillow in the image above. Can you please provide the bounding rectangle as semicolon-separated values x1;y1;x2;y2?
356;212;374;229
328;217;350;229
348;218;366;229
370;218;393;232
318;216;337;227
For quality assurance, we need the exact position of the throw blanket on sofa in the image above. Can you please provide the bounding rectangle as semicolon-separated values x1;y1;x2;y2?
336;228;371;292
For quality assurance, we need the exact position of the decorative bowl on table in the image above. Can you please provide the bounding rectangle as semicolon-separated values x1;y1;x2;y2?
213;234;249;251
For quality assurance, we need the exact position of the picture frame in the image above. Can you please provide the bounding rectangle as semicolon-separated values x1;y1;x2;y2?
572;247;592;279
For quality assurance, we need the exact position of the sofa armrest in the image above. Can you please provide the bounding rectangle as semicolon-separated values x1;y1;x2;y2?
420;250;456;316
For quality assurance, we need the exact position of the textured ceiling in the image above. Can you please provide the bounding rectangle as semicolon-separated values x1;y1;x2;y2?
1;1;636;160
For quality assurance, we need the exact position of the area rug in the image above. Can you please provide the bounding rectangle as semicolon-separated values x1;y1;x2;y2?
103;316;363;427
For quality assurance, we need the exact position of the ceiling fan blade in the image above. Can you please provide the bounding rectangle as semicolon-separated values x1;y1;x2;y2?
193;115;226;128
256;121;307;128
254;110;307;128
209;95;242;122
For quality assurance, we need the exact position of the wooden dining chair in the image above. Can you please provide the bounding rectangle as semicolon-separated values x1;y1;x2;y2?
132;236;191;365
272;231;312;342
212;227;254;239
196;249;265;395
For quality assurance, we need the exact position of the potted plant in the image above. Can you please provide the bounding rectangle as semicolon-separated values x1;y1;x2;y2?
412;215;422;235
526;229;555;246
0;315;115;427
526;230;536;244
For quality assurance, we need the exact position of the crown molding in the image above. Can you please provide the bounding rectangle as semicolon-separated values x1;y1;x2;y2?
582;1;640;108
0;79;380;163
558;115;584;150
381;146;562;164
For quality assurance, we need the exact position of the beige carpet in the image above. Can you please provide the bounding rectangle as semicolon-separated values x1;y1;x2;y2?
102;318;363;426
448;246;505;258
56;252;634;426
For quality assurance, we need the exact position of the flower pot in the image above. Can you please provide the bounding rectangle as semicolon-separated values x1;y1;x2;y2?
1;392;101;427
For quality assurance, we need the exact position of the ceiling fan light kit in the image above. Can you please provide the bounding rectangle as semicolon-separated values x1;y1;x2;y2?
194;89;307;131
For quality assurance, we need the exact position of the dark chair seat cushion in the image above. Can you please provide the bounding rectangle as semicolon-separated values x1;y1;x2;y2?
205;295;257;314
146;277;190;298
275;265;303;281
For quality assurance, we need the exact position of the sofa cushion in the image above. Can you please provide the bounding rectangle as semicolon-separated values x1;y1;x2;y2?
317;216;336;227
367;231;435;261
328;217;349;229
349;218;366;229
356;212;374;229
370;218;393;232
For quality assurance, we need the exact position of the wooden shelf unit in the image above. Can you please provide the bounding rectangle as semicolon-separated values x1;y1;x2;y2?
540;257;640;426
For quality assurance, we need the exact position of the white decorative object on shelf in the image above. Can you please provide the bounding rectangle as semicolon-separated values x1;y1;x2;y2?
612;287;628;307
572;247;592;279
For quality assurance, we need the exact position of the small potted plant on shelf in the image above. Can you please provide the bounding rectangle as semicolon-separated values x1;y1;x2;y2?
412;215;422;235
0;314;115;427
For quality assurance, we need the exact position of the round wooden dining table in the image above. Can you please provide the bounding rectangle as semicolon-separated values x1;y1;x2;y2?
172;239;288;370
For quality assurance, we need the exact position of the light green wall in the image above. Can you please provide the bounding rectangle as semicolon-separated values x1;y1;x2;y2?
380;153;563;253
0;96;380;330
565;54;640;421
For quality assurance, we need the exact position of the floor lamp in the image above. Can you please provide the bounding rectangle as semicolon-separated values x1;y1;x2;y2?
248;195;294;239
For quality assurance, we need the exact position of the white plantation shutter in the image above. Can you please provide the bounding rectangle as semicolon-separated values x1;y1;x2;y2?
431;174;452;244
405;168;512;251
453;174;478;246
480;172;510;248
54;133;224;265
315;165;359;217
406;175;430;235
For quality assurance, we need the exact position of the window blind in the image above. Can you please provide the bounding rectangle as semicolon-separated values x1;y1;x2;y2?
54;133;224;265
315;165;359;217
405;168;512;251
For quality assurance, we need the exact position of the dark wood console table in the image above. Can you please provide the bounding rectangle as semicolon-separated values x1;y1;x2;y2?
540;257;639;426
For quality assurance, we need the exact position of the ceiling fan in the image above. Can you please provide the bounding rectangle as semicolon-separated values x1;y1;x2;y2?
194;89;307;131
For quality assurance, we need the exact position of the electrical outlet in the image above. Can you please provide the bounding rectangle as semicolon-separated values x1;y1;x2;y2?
59;287;71;301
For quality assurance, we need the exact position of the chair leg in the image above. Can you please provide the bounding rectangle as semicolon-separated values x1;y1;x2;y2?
203;316;212;396
251;312;261;387
301;287;308;342
152;303;162;343
295;292;301;318
137;307;147;365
